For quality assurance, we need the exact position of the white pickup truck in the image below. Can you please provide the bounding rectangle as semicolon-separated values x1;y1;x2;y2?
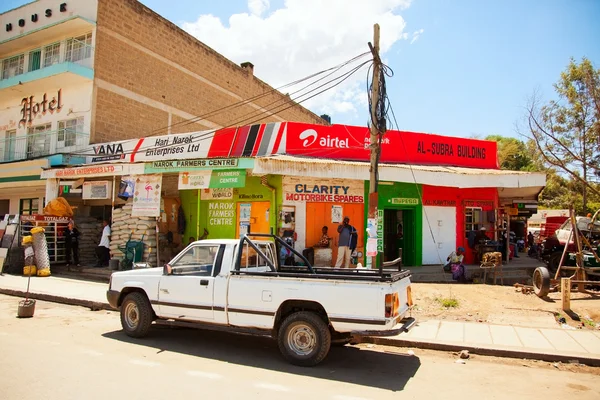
107;234;414;366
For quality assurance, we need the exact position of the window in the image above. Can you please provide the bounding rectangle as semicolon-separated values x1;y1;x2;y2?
4;130;16;162
65;32;92;63
20;198;39;216
239;242;275;272
43;42;61;68
171;245;219;276
58;117;84;147
465;207;482;233
26;123;52;158
1;54;24;80
29;49;41;72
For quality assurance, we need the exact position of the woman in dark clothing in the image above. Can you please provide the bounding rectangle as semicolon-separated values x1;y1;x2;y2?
65;221;81;271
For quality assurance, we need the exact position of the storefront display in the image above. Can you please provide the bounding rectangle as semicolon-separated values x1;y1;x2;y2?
282;176;365;267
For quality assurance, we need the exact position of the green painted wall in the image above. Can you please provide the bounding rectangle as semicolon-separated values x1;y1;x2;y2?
180;175;280;240
364;181;423;267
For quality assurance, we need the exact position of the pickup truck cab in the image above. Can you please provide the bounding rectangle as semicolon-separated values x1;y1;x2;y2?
107;234;414;366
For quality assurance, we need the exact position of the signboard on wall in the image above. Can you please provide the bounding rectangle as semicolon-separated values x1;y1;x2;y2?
284;123;499;169
200;188;234;200
132;174;162;217
282;177;364;203
178;170;246;190
83;121;498;170
82;181;112;200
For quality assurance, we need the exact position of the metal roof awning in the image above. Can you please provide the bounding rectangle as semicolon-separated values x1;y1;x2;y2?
253;155;546;194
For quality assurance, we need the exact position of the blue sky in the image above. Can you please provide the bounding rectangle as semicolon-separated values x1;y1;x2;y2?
2;0;598;139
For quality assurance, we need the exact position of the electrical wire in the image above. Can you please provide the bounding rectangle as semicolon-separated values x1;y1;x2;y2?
67;58;372;157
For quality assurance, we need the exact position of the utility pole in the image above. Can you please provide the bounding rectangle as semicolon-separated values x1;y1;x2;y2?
368;24;384;271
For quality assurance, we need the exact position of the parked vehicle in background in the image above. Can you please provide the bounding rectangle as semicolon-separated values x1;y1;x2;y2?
539;216;600;272
107;234;414;366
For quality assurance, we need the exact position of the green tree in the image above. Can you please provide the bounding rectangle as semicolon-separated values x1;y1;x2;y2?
485;135;534;171
521;57;600;213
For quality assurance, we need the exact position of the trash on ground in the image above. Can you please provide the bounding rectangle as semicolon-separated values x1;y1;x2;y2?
407;350;415;356
455;359;466;364
459;350;470;359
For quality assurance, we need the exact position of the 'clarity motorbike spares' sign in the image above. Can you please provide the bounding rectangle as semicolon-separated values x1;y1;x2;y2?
282;177;364;204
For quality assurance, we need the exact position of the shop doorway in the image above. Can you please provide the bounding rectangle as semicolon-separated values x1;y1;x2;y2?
383;209;416;266
236;201;271;237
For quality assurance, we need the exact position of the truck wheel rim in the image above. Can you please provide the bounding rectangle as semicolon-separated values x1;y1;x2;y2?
124;302;139;329
288;324;317;356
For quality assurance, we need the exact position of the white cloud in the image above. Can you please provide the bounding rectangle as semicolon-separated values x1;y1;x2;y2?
248;0;270;17
410;28;424;44
181;0;414;122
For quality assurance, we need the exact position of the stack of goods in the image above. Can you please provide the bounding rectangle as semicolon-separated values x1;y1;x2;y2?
481;251;503;267
110;202;157;267
74;217;103;266
31;227;51;277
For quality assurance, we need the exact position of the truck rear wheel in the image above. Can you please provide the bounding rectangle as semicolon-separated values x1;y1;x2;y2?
120;292;153;338
278;311;331;367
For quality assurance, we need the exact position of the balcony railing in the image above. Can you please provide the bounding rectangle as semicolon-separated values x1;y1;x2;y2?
1;37;94;81
0;130;90;163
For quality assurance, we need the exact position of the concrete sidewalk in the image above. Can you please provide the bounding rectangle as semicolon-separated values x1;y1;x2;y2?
0;274;110;310
2;273;600;366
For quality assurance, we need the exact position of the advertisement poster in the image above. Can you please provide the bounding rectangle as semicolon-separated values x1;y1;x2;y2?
132;174;162;217
331;205;343;223
366;238;378;257
239;203;251;222
200;188;234;200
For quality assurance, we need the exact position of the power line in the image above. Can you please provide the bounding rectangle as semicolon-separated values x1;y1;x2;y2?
67;58;372;157
140;51;371;138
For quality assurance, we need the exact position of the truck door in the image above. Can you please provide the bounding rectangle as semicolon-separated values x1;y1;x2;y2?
157;244;224;322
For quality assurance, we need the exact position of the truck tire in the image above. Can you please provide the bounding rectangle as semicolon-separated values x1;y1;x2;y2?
120;292;153;338
278;311;331;367
548;252;562;272
533;267;551;298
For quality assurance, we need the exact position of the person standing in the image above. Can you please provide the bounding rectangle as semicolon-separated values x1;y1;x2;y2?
336;217;357;268
95;220;111;268
64;221;80;271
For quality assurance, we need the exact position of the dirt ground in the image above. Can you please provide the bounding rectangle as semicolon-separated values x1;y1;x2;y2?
410;283;600;330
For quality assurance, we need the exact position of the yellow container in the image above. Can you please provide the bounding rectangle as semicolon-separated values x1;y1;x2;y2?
37;268;51;277
31;227;45;234
22;235;33;245
23;265;37;276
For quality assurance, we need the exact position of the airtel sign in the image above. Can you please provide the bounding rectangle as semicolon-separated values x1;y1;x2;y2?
285;122;499;169
298;129;349;149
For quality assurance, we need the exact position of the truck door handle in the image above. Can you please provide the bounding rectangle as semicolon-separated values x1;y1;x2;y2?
200;279;209;286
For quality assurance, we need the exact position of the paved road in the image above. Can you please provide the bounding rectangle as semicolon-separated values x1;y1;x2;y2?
0;295;598;400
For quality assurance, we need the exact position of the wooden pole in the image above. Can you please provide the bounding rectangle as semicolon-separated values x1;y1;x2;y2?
368;24;382;271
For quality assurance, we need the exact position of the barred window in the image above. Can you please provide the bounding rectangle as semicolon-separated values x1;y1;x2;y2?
1;54;24;80
65;32;92;63
43;42;61;68
58;117;84;147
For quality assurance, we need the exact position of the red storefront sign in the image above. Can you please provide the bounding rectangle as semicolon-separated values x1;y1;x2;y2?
284;123;499;169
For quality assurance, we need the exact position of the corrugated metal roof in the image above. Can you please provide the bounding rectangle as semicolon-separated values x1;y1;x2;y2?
254;155;547;191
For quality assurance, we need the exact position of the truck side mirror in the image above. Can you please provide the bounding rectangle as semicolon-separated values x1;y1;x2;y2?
163;264;172;275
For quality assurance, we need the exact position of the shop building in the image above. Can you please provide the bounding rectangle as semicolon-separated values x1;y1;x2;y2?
1;0;326;218
41;121;546;268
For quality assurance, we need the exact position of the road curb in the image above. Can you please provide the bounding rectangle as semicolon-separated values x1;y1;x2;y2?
357;336;600;367
0;288;113;312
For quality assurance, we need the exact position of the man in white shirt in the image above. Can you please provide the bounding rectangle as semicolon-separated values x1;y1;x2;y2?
95;220;111;267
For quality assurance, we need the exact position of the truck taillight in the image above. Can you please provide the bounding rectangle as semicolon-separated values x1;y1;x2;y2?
407;285;413;307
385;293;400;318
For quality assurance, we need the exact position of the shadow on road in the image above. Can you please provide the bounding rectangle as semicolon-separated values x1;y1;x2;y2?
103;326;421;392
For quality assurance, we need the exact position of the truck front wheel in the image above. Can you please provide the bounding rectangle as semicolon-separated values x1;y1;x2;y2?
120;292;153;338
278;311;331;367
